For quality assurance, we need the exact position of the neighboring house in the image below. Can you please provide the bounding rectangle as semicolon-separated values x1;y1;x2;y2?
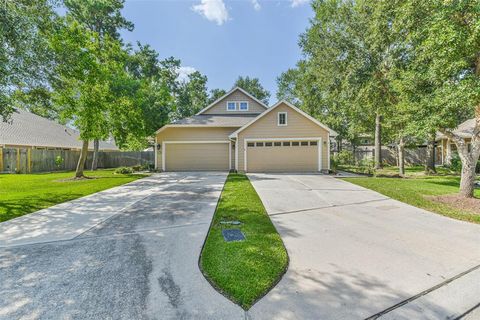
437;118;474;165
0;108;118;151
155;87;337;172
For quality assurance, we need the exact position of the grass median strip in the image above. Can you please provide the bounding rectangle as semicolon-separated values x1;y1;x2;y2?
200;173;288;310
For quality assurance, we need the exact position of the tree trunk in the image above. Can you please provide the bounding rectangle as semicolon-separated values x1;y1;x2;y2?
374;113;382;169
445;138;452;166
425;137;437;174
92;139;99;170
75;140;89;178
398;137;405;177
459;156;476;198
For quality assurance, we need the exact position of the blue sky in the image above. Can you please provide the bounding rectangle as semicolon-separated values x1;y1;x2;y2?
120;0;313;104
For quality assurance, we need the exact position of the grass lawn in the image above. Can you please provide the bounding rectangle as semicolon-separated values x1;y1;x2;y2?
343;173;480;224
200;174;288;310
0;169;147;222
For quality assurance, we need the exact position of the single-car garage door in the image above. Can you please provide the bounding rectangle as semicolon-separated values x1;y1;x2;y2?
164;142;230;171
246;140;319;172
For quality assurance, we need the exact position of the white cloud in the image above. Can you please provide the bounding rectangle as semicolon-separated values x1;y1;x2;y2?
251;0;261;11
192;0;229;25
177;66;196;83
290;0;309;8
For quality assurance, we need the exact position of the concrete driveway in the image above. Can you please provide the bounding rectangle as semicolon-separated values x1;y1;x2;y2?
0;172;244;320
247;174;480;320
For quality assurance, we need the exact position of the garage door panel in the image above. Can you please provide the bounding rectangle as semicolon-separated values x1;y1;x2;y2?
165;143;229;171
247;143;318;172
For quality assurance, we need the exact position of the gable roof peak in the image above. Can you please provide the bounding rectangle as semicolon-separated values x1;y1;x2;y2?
228;99;338;138
195;86;268;115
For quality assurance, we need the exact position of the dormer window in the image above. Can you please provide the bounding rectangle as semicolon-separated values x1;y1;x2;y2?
278;112;287;126
226;101;249;111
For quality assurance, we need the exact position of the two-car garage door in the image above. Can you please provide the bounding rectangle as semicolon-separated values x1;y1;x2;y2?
246;140;320;172
164;142;230;171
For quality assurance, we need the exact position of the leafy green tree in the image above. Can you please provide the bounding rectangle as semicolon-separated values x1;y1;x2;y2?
394;0;480;197
49;18;126;178
63;0;133;169
174;71;208;118
0;0;56;121
208;88;227;104
233;76;270;105
120;44;174;149
63;0;133;39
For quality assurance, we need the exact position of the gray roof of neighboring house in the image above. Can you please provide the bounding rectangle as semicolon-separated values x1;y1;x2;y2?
0;109;118;150
437;118;475;140
172;114;259;126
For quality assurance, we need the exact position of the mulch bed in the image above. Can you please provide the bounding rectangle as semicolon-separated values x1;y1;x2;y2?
428;194;480;215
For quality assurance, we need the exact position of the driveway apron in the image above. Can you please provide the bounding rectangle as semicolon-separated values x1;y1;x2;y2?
0;172;244;320
247;173;480;320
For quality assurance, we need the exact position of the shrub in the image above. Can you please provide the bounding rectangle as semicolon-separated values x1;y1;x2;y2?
55;155;64;169
449;154;462;173
358;159;375;175
131;165;142;172
334;150;355;165
114;166;134;174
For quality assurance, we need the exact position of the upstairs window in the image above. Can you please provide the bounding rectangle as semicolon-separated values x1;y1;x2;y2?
226;101;249;111
239;102;249;111
278;112;287;126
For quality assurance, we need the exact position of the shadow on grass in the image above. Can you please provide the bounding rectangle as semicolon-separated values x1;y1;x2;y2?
0;193;85;222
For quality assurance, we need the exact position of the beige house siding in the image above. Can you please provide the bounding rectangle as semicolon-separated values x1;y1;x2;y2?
203;91;266;115
236;103;329;172
156;127;238;171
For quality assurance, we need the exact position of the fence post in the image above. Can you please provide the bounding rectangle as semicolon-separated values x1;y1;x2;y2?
0;148;3;172
16;148;20;172
27;148;32;173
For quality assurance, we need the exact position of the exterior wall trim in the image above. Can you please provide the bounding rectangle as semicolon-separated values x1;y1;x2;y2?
244;137;323;173
156;124;241;135
154;136;158;170
161;140;230;171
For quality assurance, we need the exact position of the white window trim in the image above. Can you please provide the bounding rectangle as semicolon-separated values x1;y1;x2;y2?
278;112;288;126
243;137;323;172
239;101;249;111
161;140;230;171
226;101;237;111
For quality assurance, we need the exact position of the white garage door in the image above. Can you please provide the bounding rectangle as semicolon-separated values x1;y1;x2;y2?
246;140;320;172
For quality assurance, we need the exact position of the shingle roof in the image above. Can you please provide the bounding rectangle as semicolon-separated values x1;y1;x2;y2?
172;114;259;126
0;109;118;150
437;118;475;140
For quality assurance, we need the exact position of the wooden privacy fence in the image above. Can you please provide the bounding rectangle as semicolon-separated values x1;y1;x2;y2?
353;146;442;166
0;147;154;173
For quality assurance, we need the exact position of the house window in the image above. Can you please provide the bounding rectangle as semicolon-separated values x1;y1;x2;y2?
256;142;264;147
274;142;282;146
278;112;287;126
265;142;273;147
247;142;255;147
301;141;309;146
239;102;249;111
310;141;318;146
292;141;300;146
283;141;291;146
227;102;236;111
